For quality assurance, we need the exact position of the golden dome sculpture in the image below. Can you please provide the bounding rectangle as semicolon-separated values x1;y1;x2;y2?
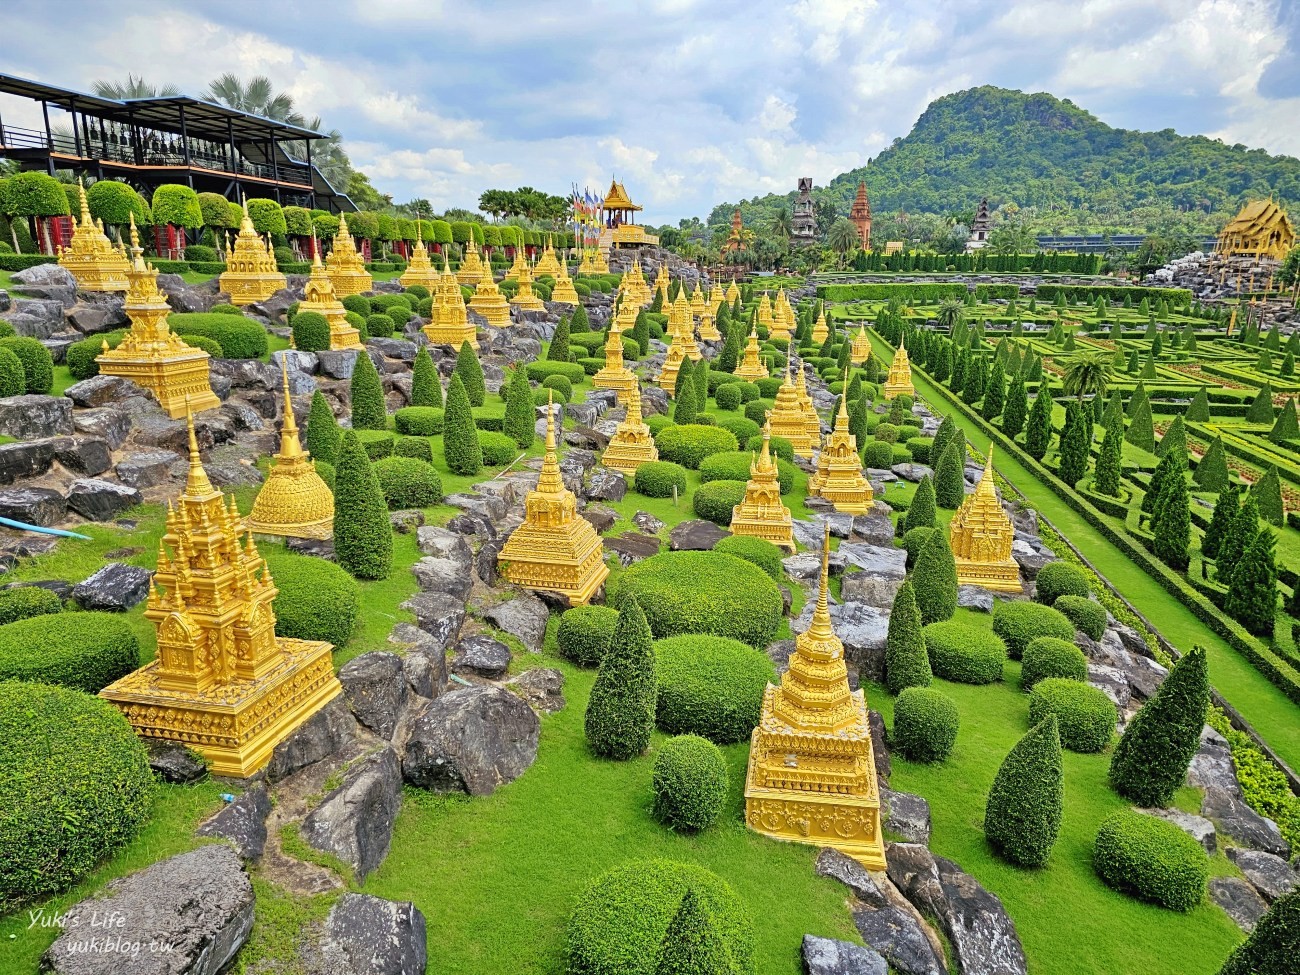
729;418;794;551
324;212;372;297
653;263;671;303
468;259;511;328
812;309;829;346
618;258;651;307
725;280;741;305
400;221;441;291
689;281;707;320
58;180;130;292
299;237;362;351
808;378;873;514
219;198;286;306
744;521;887;869
768;361;816;458
247;361;334;539
883;344;915;399
669;290;702;361
949;446;1022;593
601;381;658;475
506;243;529;280
100;408;343;778
577;248;598;275
455;243;487;286
509;260;546;312
591;248;610;275
733;320;769;382
757;292;775;332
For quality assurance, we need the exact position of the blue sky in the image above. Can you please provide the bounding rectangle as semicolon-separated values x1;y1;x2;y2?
3;0;1298;222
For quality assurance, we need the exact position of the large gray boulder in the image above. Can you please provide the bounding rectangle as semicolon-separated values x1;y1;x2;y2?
1226;848;1299;901
883;788;932;845
65;375;140;408
802;935;888;975
339;652;411;740
815;847;888;907
74;406;131;448
301;746;402;883
387;622;450;699
668;519;730;551
67;478;143;522
0;438;56;484
195;785;272;862
453;634;512;678
116;450;182;489
411;556;472;601
415;525;472;568
1202;787;1290;857
0;394;73;439
0;485;66;526
72;562;152;611
40;846;254;975
1210;876;1270;932
399;591;466;652
852;903;946;975
266;697;361;784
838;543;908;578
303;893;428;975
402;685;540;796
483;595;550;652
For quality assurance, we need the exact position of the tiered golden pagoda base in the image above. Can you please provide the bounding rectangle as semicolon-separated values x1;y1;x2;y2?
807;482;873;515
729;510;794;551
659;350;684;392
327;269;372;298
883;381;915;399
593;367;638;403
812;324;829;345
551;279;580;305
423;323;478;346
329;322;364;350
769;421;814;458
851;337;871;363
510;293;546;312
220;272;287;307
734;358;768;381
98;354;221;419
499;527;609;605
602;438;658;474
699;317;722;342
100;638;340;778
470;292;512;327
955;559;1022;593
400;265;441;291
61;259;129;293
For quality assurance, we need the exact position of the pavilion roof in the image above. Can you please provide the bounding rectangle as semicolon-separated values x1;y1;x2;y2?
602;179;641;211
1220;200;1292;238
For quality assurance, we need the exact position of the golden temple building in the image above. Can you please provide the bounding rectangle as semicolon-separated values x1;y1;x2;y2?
577;249;598;276
709;282;726;318
689;281;708;320
600;179;659;250
698;312;722;342
808;387;872;514
550;257;580;305
497;396;609;604
851;325;872;364
324;212;372;297
653;263;671;303
299;241;363;351
668;290;702;361
659;338;686;394
219;200;286;306
424;256;477;346
507;244;529;279
768;363;817;458
757;292;775;331
1216;200;1295;261
591;248;610;275
794;365;821;442
100;411;343;778
593;308;638;403
883;345;915;399
618;259;652;307
455;244;487;287
247;362;334;539
729;419;794;551
509;261;547;312
771;289;794;340
97;217;221;419
534;236;562;277
744;523;887;870
734;321;769;382
812;310;829;346
600;381;658;475
726;280;741;305
399;223;441;291
58;181;130;292
949;446;1021;593
469;261;511;328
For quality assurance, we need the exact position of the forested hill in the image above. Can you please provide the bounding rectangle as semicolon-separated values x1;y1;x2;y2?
708;86;1300;234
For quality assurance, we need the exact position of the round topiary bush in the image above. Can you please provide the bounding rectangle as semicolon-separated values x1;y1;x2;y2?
0;345;30;396
756;377;782;398
699;451;795;494
619;551;783;649
892;686;960;762
714;384;742;411
713;535;783;579
0;682;154;911
341;294;370;317
1092;810;1208;911
372;456;443;509
177;334;224;359
479;430;519;466
0;585;61;626
166;313;267;359
566;859;754;975
1021;636;1088;690
744;433;795;463
393;434;433;461
1053;595;1106;640
291;311;330;352
654;424;738;469
922;621;1007;684
541;374;573;400
354;429;395;460
557;605;619;666
654;634;775;744
394;406;444;436
993;602;1076;660
1030;678;1117;753
0;336;53;394
264;549;361;648
692;479;746;525
0;612;139;693
717;416;759;446
1034;561;1091;605
634;460;688;499
874;422;900;444
862;440;894;469
365;313;395;338
652;734;729;832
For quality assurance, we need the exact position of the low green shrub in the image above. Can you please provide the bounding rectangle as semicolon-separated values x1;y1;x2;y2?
541;374;572;399
264;549;360;648
354;429;395;460
526;360;585;383
177;334;223;358
534;387;568;406
905;437;934;464
1030;678;1117;752
476;430;517;466
341;294;370;316
291;311;330;352
365;313;395;338
892;687;960;761
0;612;138;693
1054;595;1106;640
715;384;742;411
862;440;894;469
207;302;243;315
393;435;433;461
557;605;619;666
745;433;794;462
372;456;443;508
1092;811;1208;911
0;586;62;626
0;337;53;394
654;634;775;744
634;461;688;499
655;424;739;469
0;345;31;395
922;621;1006;684
652;735;729;832
1021;637;1088;689
717;416;760;446
699;451;795;494
1035;561;1091;605
713;536;783;579
993;601;1076;659
166;313;267;359
692;479;746;525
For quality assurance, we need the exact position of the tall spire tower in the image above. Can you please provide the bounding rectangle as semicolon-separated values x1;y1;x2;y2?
849;179;872;249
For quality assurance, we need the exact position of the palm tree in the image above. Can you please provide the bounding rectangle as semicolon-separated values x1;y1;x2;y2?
1062;350;1113;402
202;74;301;124
770;207;792;241
93;76;180;99
827;218;860;268
936;298;966;334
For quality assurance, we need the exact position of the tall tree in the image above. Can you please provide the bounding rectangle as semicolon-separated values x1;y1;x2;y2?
1152;462;1191;570
92;75;180;98
584;596;658;760
1061;350;1112;402
1225;530;1278;636
1025;384;1053;460
1094;419;1123;497
1058;401;1090;487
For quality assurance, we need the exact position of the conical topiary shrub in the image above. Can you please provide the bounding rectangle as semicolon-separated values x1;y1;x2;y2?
411;346;442;408
912;530;958;625
584;596;658;760
349;350;387;431
443;373;482;476
306;390;342;466
1219;889;1300;975
333;430;394;580
503;367;535;449
885;580;931;695
454;339;485;406
984;714;1064;867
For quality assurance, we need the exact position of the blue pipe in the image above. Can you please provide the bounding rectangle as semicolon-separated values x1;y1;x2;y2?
0;516;91;541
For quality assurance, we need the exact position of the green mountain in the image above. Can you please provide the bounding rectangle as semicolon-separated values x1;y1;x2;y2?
708;86;1300;237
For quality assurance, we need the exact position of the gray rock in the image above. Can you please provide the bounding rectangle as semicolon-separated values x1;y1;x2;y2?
604;531;661;566
308;893;428;975
266;697;362;784
453;634;512;678
580;504;618;534
301;746;402;883
389;510;425;535
399;592;466;651
852;903;945;975
802;935;888;975
506;667;567;713
483;595;550;652
401;685;540;796
66;478;143;522
40;846;253;975
957;585;996;612
841;571;903;609
445;491;507;524
1187;726;1239;795
1126;655;1169;700
64;375;137;408
196;786;272;862
5;298;65;337
586;468;627;502
1227;848;1298;901
146;740;208;784
72;562;152;611
415;525;473;568
870;709;891;782
838;543;908;579
1210;877;1270;932
387;623;448;700
339;652;410;740
852;512;897;546
633;510;665;533
318;349;361;380
1202;788;1290;857
476;537;504;586
411;556;473;601
891;463;933;482
0;394;73;439
270;349;319;375
1144;808;1217;854
886;843;947;919
784;551;847;580
669;519;731;550
883;788;932;844
1087;664;1132;710
1012;546;1054;578
11;263;77;289
74;406;131;448
116;450;182;489
0;438;56;484
815;847;888;908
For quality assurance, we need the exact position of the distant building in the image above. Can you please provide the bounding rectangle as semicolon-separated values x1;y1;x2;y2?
849;180;872;249
791;177;817;244
965;198;991;252
1215;200;1294;261
723;208;745;251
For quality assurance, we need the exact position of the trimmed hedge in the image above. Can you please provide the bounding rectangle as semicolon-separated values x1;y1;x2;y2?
565;859;754;975
0;337;53;394
634;461;688;499
1021;636;1088;690
892;687;960;762
0;612;138;693
651;735;730;832
557;605;619;666
1219;890;1300;975
394;406;444;436
0;585;61;626
264;549;360;648
985;716;1064;867
692;479;746;525
166;313;267;359
619;552;782;649
0;683;154;911
478;430;519;466
699;450;795;494
526;360;585;384
354;429;395;460
1030;678;1117;753
654;634;775;744
0;346;26;396
291;311;330;352
1034;561;1091;605
1092;811;1208;911
372;456;443;509
712;535;783;579
922;621;1007;684
992;601;1075;660
655;424;739;469
717;416;760;446
1053;595;1106;640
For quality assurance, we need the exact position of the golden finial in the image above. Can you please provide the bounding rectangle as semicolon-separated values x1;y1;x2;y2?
77;178;91;225
311;232;323;268
809;521;834;639
183;401;216;497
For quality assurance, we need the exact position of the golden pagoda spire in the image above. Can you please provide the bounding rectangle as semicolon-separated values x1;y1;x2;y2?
851;324;871;364
324;210;372;297
729;417;794;550
767;358;816;457
219;195;287;305
883;344;915;399
183;403;216;500
277;360;303;459
58;178;131;291
734;319;768;381
948;444;1020;593
808;368;873;513
537;390;565;494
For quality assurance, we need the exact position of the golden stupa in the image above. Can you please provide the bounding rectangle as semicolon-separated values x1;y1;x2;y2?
550;256;580;305
851;325;872;364
669;290;702;361
593;308;638;403
534;236;562;277
510;261;547;312
883;345;915;399
744;523;887;869
950;446;1021;593
591;248;610;275
709;282;726;318
299;239;363;351
97;217;221;419
812;310;829;346
734;321;769;382
469;260;511;328
729;419;794;550
219;200;286;306
577;248;598;276
100;411;343;778
794;364;821;442
506;244;529;279
58;180;130;292
659;338;686;393
770;288;794;341
455;243;486;287
619;259;651;307
757;292;775;332
399;223;441;291
653;263;671;303
698;311;721;342
424;255;477;346
247;362;334;539
726;280;741;305
601;381;658;475
497;395;609;605
808;384;873;514
769;362;816;458
324;212;372;298
689;281;707;320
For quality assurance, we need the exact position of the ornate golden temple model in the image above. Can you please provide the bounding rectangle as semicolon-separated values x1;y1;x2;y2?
299;240;363;351
97;217;221;419
883;345;915;399
550;256;579;305
808;388;873;514
768;362;816;458
325;212;372;297
247;362;334;540
744;524;887;869
399;222;441;291
456;244;487;287
593;303;638;402
219;200;286;306
424;256;477;346
497;396;609;604
1215;200;1294;261
534;236;562;277
469;258;511;327
733;321;769;382
851;325;872;364
949;446;1022;593
58;181;130;292
509;261;546;312
729;419;794;551
599;179;659;251
100;412;343;778
600;381;658;475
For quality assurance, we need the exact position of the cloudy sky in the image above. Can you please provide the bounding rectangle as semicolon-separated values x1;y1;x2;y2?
3;0;1298;222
